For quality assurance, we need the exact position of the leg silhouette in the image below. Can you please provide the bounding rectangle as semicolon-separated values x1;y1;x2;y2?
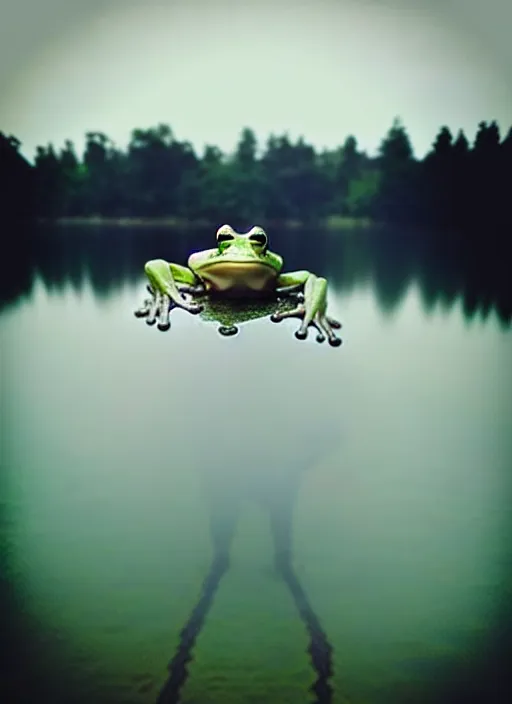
266;475;335;704
155;494;239;704
156;462;340;704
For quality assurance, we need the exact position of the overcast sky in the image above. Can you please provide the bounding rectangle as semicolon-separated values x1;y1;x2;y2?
1;0;511;162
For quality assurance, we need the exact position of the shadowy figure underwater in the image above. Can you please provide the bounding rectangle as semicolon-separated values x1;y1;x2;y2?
155;408;342;704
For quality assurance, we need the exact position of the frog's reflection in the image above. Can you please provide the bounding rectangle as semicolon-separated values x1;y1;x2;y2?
156;455;335;704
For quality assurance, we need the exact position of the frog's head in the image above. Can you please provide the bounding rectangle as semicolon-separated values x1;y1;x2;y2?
188;223;282;283
216;224;268;258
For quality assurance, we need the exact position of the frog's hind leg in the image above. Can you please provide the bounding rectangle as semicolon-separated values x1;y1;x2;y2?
144;259;203;315
136;261;205;330
273;271;342;346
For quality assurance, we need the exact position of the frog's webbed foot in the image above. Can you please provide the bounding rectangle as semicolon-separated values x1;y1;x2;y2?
134;286;201;331
271;304;342;346
134;287;172;330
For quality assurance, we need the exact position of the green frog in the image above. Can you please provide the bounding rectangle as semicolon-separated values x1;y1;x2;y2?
134;224;342;345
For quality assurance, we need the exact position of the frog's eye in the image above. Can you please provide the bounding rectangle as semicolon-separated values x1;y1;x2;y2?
216;225;235;244
248;228;268;250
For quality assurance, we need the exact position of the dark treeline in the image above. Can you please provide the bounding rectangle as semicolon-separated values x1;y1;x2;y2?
0;133;35;221
2;119;511;232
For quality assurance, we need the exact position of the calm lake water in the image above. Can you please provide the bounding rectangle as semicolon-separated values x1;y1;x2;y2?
1;225;511;704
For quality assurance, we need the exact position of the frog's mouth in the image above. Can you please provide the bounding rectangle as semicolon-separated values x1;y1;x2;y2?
203;256;274;268
199;260;278;292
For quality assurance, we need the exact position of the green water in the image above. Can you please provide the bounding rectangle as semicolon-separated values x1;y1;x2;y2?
1;226;511;704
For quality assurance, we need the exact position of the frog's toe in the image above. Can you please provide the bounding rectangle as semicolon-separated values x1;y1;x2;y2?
326;316;342;329
177;294;203;314
157;308;171;331
218;324;238;337
155;294;171;329
317;313;342;347
188;302;204;315
271;303;305;324
134;299;151;317
324;322;342;346
147;291;165;325
308;316;329;343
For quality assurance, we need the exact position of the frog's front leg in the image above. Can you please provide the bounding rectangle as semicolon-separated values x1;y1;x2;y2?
135;260;204;330
273;271;342;346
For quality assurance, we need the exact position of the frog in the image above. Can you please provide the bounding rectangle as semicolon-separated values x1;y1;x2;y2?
134;224;342;345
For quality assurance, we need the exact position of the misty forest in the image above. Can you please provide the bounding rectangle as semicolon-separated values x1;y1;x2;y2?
2;118;511;235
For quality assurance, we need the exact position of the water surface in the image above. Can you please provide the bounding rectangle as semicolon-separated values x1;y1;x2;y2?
1;226;511;704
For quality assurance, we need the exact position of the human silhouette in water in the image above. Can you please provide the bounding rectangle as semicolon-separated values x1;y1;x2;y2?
155;452;336;704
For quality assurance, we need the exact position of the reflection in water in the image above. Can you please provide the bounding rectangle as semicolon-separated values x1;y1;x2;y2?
156;458;334;704
1;224;511;329
323;226;512;328
0;225;37;313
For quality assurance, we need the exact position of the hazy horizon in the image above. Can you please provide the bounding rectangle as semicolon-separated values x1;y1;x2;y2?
2;0;511;163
